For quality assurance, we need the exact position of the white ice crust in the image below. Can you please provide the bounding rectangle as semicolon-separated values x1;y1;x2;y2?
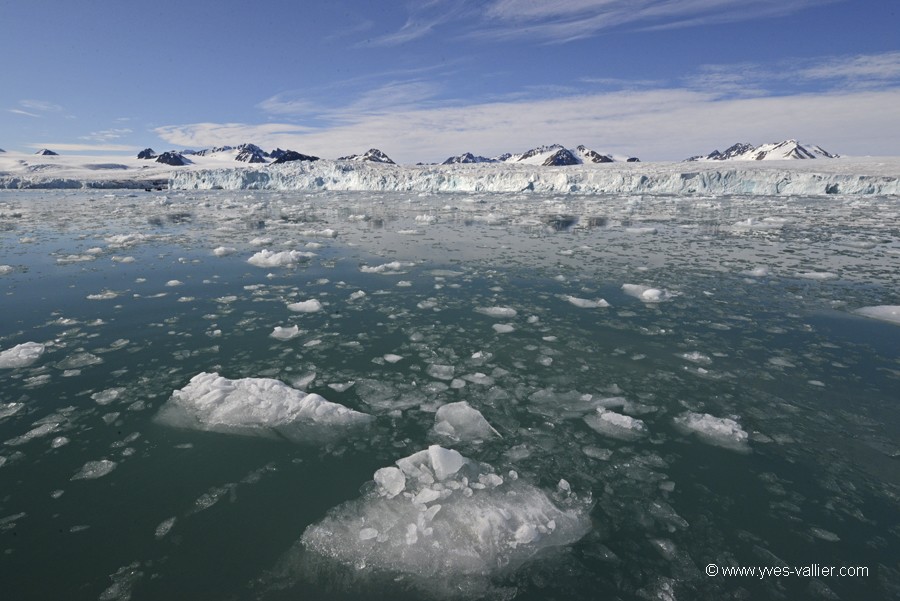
583;408;647;440
673;411;750;452
0;342;46;368
301;445;591;587
155;372;374;441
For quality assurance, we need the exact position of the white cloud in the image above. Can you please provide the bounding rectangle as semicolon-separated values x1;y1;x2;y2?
26;143;141;152
80;128;133;142
8;108;40;118
20;99;63;113
156;87;900;163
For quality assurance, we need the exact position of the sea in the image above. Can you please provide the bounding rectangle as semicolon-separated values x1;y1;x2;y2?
1;189;898;600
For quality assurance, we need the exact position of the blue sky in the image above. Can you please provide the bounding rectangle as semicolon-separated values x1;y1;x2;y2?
2;0;899;162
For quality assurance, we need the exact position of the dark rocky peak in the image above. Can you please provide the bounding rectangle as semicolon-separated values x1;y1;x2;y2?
517;144;565;162
719;143;754;160
493;152;513;162
235;143;267;163
137;148;157;160
35;148;58;156
155;151;191;166
442;152;495;165
541;148;580;166
272;150;320;164
626;157;640;163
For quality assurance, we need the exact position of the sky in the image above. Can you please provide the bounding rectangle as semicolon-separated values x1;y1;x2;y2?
2;0;899;163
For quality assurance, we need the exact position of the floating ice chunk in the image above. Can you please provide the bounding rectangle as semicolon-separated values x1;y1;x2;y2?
92;387;124;405
287;299;323;313
271;325;302;340
797;271;838;281
0;402;25;419
360;261;415;274
374;466;406;498
247;249;315;268
86;290;119;300
475;307;517;318
349;290;366;301
625;227;657;234
165;279;183;287
250;236;273;246
433;401;500;442
742;266;770;277
622;284;677;303
673;411;749;452
680;352;711;364
156;372;374;442
5;422;60;446
492;323;515;334
155;517;176;539
853;305;900;326
427;364;455;380
56;352;102;369
732;217;786;230
0;265;13;275
300;446;590;592
561;295;610;309
213;246;236;257
383;354;403;363
71;459;117;480
584;409;647;440
0;342;45;368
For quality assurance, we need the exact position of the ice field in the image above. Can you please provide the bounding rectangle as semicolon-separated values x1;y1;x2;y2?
1;188;899;600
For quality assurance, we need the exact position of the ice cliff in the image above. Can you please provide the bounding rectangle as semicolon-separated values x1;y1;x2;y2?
169;159;900;196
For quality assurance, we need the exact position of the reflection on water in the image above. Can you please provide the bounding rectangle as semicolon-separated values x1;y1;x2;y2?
0;189;898;601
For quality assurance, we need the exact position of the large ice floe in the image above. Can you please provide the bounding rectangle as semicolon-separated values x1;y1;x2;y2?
0;342;45;368
155;372;374;442
247;249;315;268
432;401;500;442
854;305;900;326
299;445;591;597
673;411;750;452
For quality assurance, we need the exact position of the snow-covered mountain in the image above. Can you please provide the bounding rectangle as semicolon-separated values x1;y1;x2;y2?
495;144;637;166
338;149;395;164
687;140;839;162
442;152;496;165
35;148;58;156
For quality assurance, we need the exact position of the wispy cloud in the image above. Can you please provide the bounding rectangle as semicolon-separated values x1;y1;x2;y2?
8;108;40;118
20;99;64;113
364;0;472;47
154;123;315;150
26;143;140;152
80;128;133;143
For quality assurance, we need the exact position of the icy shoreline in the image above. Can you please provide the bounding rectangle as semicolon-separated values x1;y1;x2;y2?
2;155;900;195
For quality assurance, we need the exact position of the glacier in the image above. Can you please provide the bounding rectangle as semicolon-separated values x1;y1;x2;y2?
168;158;900;196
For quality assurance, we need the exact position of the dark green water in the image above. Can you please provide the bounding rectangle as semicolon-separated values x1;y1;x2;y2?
1;190;898;600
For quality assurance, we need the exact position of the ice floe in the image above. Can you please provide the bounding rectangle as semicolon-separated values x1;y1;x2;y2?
247;249;315;268
71;459;117;480
270;325;303;340
583;409;647;440
155;372;374;442
0;342;45;368
621;284;678;303
300;445;591;593
360;261;415;274
673;411;750;452
853;305;900;325
432;401;500;442
561;295;610;308
287;299;323;313
474;306;517;318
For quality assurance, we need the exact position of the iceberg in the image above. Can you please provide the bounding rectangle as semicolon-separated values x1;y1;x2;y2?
432;401;500;442
300;445;591;594
0;342;46;369
673;411;749;452
853;305;900;325
247;249;315;268
155;372;374;442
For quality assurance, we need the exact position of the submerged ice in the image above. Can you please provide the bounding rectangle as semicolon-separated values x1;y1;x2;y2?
156;372;374;442
301;445;591;591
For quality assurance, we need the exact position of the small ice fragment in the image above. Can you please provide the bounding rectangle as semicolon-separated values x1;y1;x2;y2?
621;284;677;303
427;364;455;380
248;249;314;268
287;299;323;313
360;261;414;274
0;342;46;368
213;246;236;256
492;323;515;334
374;466;406;497
383;354;403;363
71;459;117;480
155;517;176;539
349;290;367;301
413;488;442;505
475;307;517;318
359;527;379;541
0;265;14;275
428;445;466;480
270;325;302;340
92;388;124;405
165;280;183;287
797;271;838;281
561;295;609;309
673;411;749;452
584;409;647;440
51;436;70;448
514;524;540;544
433;401;500;442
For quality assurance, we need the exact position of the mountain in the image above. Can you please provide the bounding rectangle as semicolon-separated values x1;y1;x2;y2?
35;148;58;156
687;140;839;162
504;144;633;165
234;143;267;163
155;151;191;166
338;148;395;164
272;150;319;164
137;148;157;160
442;152;496;165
